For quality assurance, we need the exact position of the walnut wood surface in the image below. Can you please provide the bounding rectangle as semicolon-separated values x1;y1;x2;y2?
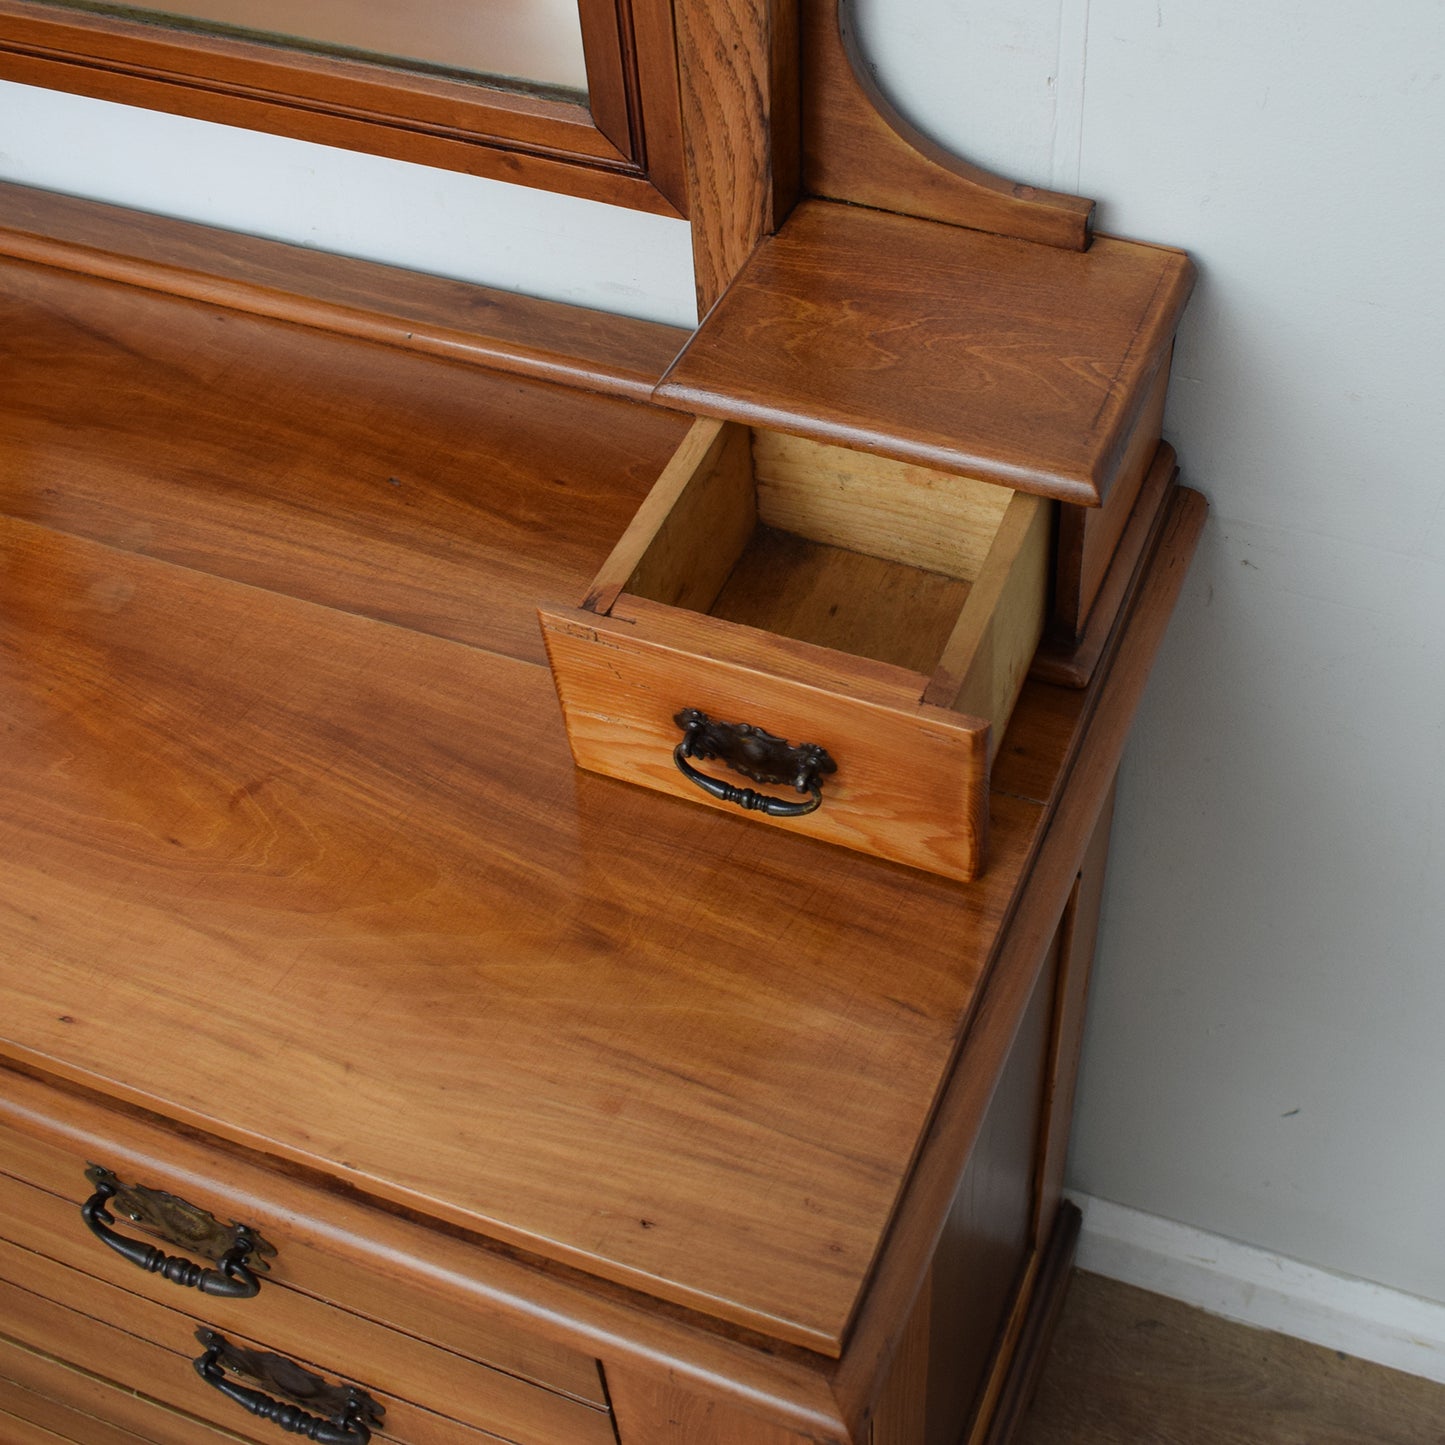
0;1400;96;1445
923;956;1055;1445
0;258;688;665
0;1062;850;1444
0;509;1036;1353
0;182;691;402
0;476;1196;1433
1033;796;1115;1237
0;233;1206;1440
0;476;1202;1398
978;1202;1081;1445
0;1117;608;1410
549;417;1045;881
0;1334;236;1445
1053;360;1172;638
801;1;1094;250
0;465;1196;1421
607;1369;813;1445
657;200;1194;507
1033;445;1179;688
541;594;996;881
833;486;1207;1440
0;1241;489;1444
674;0;800;310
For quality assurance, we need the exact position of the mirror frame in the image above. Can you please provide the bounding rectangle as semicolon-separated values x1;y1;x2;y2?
0;0;688;215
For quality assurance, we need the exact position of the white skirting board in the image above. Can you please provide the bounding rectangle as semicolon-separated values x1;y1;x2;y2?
1072;1194;1445;1387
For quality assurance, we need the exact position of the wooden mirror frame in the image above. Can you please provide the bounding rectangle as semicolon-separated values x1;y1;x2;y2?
0;0;1100;313
0;0;688;215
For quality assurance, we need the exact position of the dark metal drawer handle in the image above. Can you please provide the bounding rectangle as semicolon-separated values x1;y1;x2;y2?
194;1329;383;1444
81;1165;273;1300
673;708;836;818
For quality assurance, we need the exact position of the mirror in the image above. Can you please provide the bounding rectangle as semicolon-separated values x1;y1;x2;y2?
0;0;686;214
43;0;590;95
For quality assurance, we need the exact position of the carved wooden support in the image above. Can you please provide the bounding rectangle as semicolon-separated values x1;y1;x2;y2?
801;0;1095;250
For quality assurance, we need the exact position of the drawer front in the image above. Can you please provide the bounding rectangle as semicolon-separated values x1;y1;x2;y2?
0;1119;614;1445
0;1237;553;1445
0;1118;605;1405
0;1332;239;1444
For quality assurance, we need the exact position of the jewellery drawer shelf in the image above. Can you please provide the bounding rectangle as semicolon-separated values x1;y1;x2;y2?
0;181;1204;1445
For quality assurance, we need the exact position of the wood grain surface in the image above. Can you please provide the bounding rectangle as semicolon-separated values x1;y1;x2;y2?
0;1154;613;1444
0;1334;238;1445
2;1329;236;1445
1033;444;1179;688
0;1240;493;1444
0;510;1038;1353
832;486;1207;1439
0;182;693;403
541;592;997;880
657;200;1194;506
801;0;1094;251
0;1061;850;1444
0;1116;608;1408
0;258;689;665
673;0;799;310
0;228;1207;1441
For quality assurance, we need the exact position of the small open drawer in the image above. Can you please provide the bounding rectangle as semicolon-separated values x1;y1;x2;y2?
539;419;1051;881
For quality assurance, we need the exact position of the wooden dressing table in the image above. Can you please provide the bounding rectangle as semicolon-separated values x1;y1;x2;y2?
0;7;1204;1442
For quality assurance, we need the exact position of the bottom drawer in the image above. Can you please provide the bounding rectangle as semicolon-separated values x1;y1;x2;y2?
0;1099;609;1412
0;1111;614;1445
0;1333;239;1444
0;1236;508;1445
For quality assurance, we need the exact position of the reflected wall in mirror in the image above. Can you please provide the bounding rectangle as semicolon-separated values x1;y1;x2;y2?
0;0;686;213
45;0;590;93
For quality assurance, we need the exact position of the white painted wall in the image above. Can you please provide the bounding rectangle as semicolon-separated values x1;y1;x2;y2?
0;80;698;327
4;0;1444;1317
854;0;1445;1306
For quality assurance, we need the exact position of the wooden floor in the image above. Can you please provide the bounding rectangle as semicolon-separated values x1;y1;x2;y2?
1016;1272;1445;1445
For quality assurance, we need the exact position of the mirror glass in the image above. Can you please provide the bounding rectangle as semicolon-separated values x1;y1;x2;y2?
44;0;590;94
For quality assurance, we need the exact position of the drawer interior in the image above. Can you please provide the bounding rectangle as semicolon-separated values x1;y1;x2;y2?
593;421;1051;732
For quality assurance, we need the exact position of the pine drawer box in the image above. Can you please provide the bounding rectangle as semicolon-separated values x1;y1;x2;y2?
539;418;1051;882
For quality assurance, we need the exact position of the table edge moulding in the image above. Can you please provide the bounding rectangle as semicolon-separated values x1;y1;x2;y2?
0;4;1206;1443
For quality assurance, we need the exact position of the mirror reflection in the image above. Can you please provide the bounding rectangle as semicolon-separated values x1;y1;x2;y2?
47;0;590;94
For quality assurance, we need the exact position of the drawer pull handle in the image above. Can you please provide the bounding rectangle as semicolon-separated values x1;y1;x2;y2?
194;1329;383;1444
81;1165;273;1299
673;708;836;818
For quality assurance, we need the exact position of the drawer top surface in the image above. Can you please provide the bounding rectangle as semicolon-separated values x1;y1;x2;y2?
0;250;1075;1359
658;200;1194;507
